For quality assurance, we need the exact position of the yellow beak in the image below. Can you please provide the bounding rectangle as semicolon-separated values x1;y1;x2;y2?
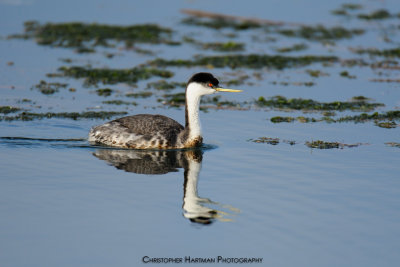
215;88;243;93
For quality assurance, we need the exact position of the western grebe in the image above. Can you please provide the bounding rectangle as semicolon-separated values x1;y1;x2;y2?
88;72;242;149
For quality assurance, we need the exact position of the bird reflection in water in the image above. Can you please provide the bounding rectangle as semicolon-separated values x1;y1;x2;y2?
92;148;239;225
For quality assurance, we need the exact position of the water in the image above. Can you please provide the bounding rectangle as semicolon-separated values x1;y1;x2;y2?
1;0;400;266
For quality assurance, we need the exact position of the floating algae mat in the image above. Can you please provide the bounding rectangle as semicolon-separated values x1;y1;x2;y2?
32;80;69;95
0;106;22;114
183;37;245;52
125;92;153;98
10;21;176;52
146;80;186;91
277;25;364;41
248;137;281;145
255;96;384;111
276;43;308;53
357;9;393;20
102;100;138;106
270;111;400;126
157;94;385;112
54;66;174;86
150;54;337;69
181;16;263;30
0;111;128;121
182;13;365;42
248;137;362;149
95;88;114;97
305;140;363;149
354;48;400;58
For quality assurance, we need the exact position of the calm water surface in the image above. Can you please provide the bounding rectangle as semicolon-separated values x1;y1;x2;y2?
1;0;400;266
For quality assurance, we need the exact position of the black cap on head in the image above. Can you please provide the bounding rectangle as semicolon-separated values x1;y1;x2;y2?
187;72;219;87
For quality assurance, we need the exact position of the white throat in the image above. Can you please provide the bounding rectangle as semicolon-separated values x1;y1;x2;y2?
185;83;214;139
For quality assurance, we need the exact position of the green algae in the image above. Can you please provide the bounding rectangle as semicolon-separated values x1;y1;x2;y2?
56;66;174;86
225;78;247;86
305;140;362;149
146;80;186;90
351;96;371;101
125;91;152;98
306;140;340;149
256;95;383;111
306;69;329;78
354;48;400;58
331;4;363;16
341;4;363;10
0;106;21;114
182;17;261;30
249;137;280;145
270;116;295;123
278;25;364;41
340;71;356;79
160;94;385;112
0;111;128;121
183;37;245;52
161;92;186;107
102;100;138;106
370;78;400;83
269;111;400;125
248;137;296;145
17;99;32;103
322;111;336;117
249;137;362;148
270;81;315;87
270;116;319;123
331;9;349;16
375;121;397;129
96;88;114;96
357;9;391;20
200;41;245;52
337;111;400;122
276;43;308;53
11;21;175;52
33;80;68;95
202;95;243;108
150;54;337;70
221;72;250;86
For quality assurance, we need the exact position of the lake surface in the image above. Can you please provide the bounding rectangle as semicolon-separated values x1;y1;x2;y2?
1;0;400;266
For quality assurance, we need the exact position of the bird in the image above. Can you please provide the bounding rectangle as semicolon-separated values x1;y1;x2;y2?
88;72;242;149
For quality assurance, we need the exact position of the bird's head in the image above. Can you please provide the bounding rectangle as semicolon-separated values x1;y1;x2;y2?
186;72;242;97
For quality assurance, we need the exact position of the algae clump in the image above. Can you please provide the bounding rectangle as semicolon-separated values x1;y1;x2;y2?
1;111;128;121
96;88;114;97
146;80;186;90
11;21;176;52
354;48;400;58
256;95;383;111
33;80;68;94
305;140;362;149
182;17;261;30
0;106;22;114
278;25;364;41
151;54;337;70
56;66;174;86
357;9;391;20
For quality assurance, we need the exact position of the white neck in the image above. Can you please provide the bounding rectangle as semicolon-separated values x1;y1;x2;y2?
185;82;215;141
186;83;206;139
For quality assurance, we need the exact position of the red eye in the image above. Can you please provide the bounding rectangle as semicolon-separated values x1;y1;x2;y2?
208;83;213;87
